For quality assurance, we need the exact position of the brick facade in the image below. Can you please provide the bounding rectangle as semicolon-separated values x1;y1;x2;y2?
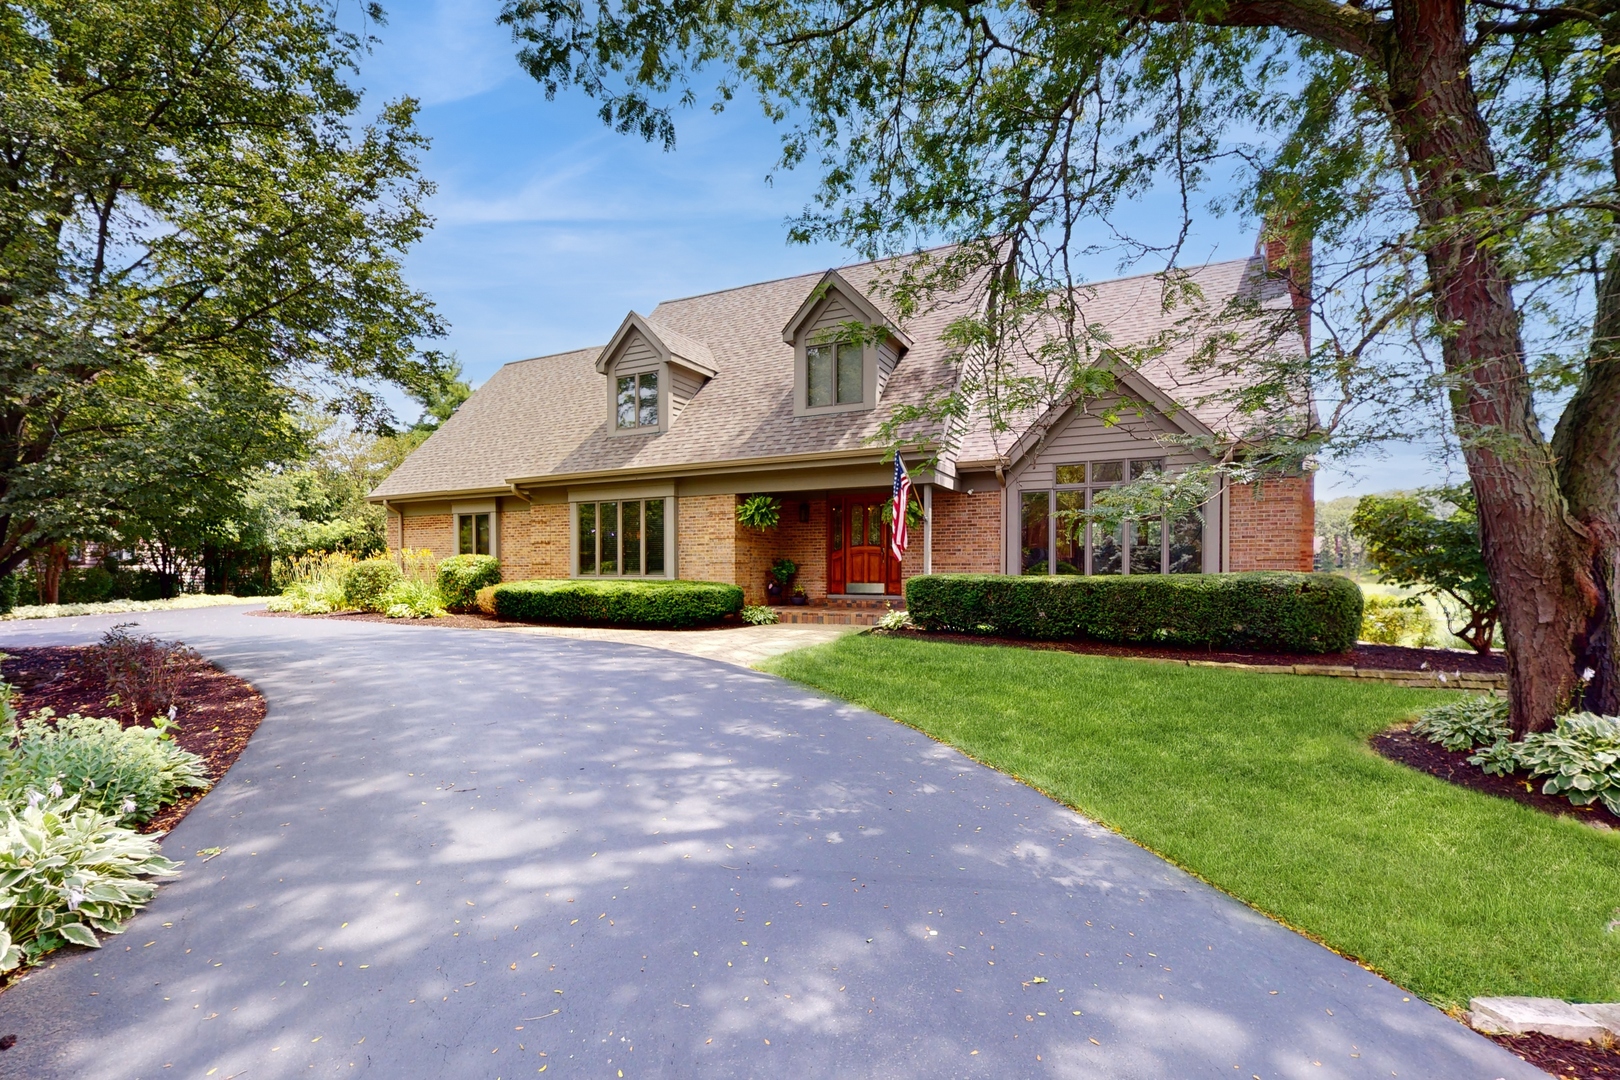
1227;476;1315;571
929;488;1004;573
676;495;738;588
398;513;453;560
501;502;571;580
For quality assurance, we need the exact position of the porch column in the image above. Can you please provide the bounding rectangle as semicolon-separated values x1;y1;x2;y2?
922;484;933;574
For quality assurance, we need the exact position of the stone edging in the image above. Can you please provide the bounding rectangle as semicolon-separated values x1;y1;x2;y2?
1126;655;1507;692
1470;996;1620;1045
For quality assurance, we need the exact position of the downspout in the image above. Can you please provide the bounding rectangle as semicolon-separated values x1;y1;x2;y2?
923;483;933;575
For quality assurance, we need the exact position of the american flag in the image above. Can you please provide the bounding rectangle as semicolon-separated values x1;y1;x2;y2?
890;454;913;562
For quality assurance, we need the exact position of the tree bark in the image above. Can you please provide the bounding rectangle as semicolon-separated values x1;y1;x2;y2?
1381;0;1610;733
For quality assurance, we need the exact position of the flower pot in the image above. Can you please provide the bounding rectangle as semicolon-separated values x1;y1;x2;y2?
765;579;783;600
790;594;808;606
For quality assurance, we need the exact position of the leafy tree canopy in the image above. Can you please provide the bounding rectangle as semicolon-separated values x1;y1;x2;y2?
0;0;447;578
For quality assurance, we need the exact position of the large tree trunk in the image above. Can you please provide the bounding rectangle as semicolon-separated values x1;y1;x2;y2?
1384;0;1613;733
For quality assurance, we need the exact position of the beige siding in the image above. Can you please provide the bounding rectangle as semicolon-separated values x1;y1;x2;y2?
808;295;856;340
876;338;899;395
1012;396;1202;487
611;330;661;376
670;365;705;423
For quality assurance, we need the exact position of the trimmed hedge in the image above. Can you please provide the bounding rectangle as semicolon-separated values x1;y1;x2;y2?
904;572;1363;654
437;555;501;612
490;578;745;628
342;559;403;612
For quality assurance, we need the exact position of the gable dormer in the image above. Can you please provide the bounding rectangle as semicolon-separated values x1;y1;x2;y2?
596;313;718;435
782;270;913;418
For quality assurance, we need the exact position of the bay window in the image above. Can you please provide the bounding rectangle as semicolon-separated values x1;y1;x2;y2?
1019;457;1205;575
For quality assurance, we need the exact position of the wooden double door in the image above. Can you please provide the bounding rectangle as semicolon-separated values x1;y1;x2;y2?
827;492;902;596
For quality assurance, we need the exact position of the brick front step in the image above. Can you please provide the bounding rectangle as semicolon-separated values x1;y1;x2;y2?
769;601;902;626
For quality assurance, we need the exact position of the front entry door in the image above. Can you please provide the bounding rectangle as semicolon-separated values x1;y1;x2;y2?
828;493;902;595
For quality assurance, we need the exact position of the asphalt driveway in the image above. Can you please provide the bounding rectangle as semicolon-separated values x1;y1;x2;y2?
0;607;1541;1079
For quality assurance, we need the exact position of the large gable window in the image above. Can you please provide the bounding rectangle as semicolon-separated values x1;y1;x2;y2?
1020;457;1204;575
615;371;659;429
807;341;862;407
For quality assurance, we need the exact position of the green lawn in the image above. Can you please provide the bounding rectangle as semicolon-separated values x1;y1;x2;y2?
759;634;1620;1009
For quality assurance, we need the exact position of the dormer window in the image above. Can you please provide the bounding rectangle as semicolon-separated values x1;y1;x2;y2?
616;371;659;429
807;340;863;407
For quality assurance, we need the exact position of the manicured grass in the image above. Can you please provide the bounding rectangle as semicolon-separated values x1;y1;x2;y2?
760;634;1620;1008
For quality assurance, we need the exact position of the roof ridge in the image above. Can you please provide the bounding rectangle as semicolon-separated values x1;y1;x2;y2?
497;344;604;369
652;243;960;307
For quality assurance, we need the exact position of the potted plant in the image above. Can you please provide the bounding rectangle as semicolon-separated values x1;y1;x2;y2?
791;585;809;606
767;557;797;601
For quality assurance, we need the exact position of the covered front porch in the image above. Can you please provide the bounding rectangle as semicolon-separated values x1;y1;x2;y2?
731;489;921;606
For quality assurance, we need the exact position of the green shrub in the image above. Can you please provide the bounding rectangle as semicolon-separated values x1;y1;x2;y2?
741;604;779;625
437;555;501;611
1514;713;1620;814
84;625;197;724
491;579;744;628
1412;694;1510;752
1;710;211;825
382;579;446;619
0;575;17;616
1360;595;1436;646
904;572;1363;654
342;558;403;612
0;796;180;969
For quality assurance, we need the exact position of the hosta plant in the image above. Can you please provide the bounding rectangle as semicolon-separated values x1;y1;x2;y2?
1;710;211;825
740;604;779;625
1410;694;1511;752
383;579;446;619
0;796;179;968
1514;713;1620;815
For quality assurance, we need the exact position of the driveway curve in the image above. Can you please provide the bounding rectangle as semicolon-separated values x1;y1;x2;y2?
0;607;1540;1079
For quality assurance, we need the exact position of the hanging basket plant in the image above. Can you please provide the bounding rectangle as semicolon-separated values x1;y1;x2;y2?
880;496;926;530
736;495;782;531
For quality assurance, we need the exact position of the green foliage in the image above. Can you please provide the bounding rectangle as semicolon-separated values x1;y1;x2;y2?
1412;695;1511;753
1468;740;1522;778
0;576;16;615
342;559;404;613
741;604;780;625
1351;489;1497;654
736;496;781;531
491;579;745;628
0;796;180;969
875;608;915;631
905;572;1363;654
382;579;446;620
768;558;798;584
0;0;445;581
267;552;356;613
1315;497;1369;574
86;625;197;724
0;711;211;826
437;555;502;612
1515;714;1620;815
1359;595;1436;647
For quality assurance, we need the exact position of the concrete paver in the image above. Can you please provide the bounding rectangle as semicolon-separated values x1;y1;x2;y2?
0;606;1542;1078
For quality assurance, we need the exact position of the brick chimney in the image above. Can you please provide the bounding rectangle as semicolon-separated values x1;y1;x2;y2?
1262;220;1312;352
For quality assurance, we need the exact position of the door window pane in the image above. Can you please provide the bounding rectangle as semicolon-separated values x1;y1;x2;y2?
1130;518;1164;574
616;375;637;429
1130;458;1164;480
599;502;619;575
638;372;659;427
474;513;490;556
1093;522;1122;575
1055;464;1086;485
837;342;863;404
458;514;474;555
1169;510;1203;573
807;345;834;407
867;503;883;547
645;499;665;574
578;503;596;574
830;502;842;550
1092;460;1124;484
1055;491;1085;574
623;501;642;574
1021;491;1050;575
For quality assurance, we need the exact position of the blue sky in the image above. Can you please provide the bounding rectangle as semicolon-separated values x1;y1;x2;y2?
353;0;1448;497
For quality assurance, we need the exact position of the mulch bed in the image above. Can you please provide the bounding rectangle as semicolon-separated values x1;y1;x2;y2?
1491;1032;1620;1079
1371;727;1620;830
887;627;1506;674
0;645;266;835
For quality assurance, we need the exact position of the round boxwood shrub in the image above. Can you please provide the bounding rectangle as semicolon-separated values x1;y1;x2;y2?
904;571;1363;654
342;558;403;612
437;555;502;612
490;579;744;628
